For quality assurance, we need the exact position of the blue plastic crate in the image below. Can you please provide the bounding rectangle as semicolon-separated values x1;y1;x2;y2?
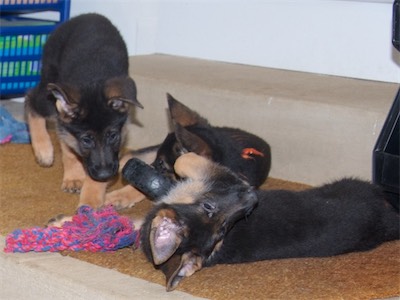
0;0;70;97
0;17;57;96
0;0;70;21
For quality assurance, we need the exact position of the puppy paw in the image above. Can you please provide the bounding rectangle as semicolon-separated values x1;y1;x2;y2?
33;141;54;167
174;152;210;180
105;186;146;210
46;214;73;228
61;179;83;193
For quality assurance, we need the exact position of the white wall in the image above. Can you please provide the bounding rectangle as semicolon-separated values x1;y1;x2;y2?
69;0;158;55
70;0;399;83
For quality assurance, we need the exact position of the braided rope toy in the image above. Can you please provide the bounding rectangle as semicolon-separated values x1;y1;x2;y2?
4;205;140;253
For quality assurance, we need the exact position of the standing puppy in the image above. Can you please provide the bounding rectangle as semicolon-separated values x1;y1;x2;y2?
25;13;143;208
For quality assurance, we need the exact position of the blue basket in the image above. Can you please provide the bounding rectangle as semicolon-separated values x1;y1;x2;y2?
0;0;70;97
0;0;70;21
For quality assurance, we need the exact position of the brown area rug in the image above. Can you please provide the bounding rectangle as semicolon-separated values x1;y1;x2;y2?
1;136;399;300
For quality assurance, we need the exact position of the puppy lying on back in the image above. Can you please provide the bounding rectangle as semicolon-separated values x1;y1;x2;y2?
25;13;143;208
106;94;271;209
140;153;399;291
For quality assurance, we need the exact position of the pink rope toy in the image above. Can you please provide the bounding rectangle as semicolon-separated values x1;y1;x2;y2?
4;205;140;253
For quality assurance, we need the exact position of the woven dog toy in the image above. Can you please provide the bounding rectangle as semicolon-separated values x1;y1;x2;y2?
4;205;140;253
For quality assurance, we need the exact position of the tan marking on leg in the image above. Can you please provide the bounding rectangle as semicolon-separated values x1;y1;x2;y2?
61;142;108;207
60;141;86;193
105;184;146;210
79;176;108;208
27;112;54;167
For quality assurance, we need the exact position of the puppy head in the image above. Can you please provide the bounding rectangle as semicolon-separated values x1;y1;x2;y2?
48;77;142;122
47;77;143;181
151;94;212;178
141;153;258;291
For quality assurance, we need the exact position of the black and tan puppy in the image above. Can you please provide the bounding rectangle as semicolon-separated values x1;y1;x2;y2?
25;13;143;207
106;94;271;208
140;153;399;291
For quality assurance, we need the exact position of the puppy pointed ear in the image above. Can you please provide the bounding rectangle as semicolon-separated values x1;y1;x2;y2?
105;77;143;112
150;209;185;265
47;83;80;121
165;252;203;291
167;93;208;127
175;124;212;158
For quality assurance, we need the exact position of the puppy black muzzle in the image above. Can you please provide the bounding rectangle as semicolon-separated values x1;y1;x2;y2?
151;158;177;180
87;161;118;181
85;147;119;181
228;188;259;225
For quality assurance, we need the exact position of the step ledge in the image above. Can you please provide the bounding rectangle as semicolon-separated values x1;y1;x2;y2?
0;236;205;300
127;54;399;185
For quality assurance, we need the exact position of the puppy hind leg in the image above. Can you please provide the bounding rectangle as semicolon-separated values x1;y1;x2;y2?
119;144;159;171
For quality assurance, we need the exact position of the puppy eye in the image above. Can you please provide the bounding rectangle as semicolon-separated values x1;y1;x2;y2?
107;131;119;144
80;135;94;148
201;202;216;217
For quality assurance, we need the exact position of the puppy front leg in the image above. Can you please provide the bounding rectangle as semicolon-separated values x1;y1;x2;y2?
105;185;146;210
60;141;86;193
79;176;108;208
103;150;151;209
27;112;54;167
61;141;107;207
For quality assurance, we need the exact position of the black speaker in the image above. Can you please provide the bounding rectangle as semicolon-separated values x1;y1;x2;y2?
373;89;399;210
393;0;400;51
372;0;400;210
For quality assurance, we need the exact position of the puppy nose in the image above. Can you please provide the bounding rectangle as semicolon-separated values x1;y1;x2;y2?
94;170;113;181
89;163;118;181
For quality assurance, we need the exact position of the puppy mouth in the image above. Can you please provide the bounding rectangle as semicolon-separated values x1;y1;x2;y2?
245;204;257;217
152;164;177;181
87;165;118;181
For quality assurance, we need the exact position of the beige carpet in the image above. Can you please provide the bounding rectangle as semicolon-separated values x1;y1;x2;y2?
1;137;399;300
